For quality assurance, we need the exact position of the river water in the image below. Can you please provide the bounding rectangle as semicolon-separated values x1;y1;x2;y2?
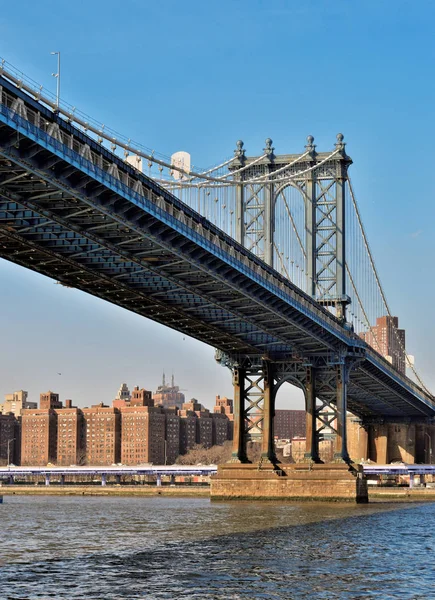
1;495;434;599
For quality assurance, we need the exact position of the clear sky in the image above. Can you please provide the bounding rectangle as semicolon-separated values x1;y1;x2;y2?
1;0;434;409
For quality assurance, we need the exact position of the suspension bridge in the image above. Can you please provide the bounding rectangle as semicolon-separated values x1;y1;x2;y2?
0;58;433;500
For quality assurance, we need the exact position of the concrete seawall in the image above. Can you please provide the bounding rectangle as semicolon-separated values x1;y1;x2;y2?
0;485;210;497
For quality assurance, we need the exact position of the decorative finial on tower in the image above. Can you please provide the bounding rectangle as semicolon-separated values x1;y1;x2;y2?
335;133;346;154
162;371;166;386
234;140;245;159
171;373;174;388
264;138;274;158
305;135;316;156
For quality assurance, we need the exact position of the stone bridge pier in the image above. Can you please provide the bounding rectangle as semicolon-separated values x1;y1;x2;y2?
363;421;435;465
211;354;368;502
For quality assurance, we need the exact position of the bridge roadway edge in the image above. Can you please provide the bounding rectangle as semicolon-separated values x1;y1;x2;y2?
210;463;368;503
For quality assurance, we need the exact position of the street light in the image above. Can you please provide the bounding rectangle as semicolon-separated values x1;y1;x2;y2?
425;432;432;464
7;438;15;466
50;51;61;110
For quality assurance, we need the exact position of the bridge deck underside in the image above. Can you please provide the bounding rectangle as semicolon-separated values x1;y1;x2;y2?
0;89;433;421
0;151;339;358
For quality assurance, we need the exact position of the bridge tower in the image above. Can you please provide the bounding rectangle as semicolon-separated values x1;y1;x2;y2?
231;135;352;321
214;137;364;499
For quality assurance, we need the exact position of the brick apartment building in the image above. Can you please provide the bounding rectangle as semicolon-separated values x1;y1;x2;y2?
57;400;83;466
164;407;181;464
360;315;406;374
120;405;165;465
214;396;234;440
274;410;306;441
15;387;235;466
0;413;18;465
21;408;58;465
82;404;121;465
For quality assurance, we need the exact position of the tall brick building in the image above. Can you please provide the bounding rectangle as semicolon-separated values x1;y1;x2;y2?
179;412;197;455
0;413;18;465
16;386;234;466
274;410;306;441
164;407;180;464
120;405;165;465
57;401;83;466
82;404;121;465
21;409;58;465
214;396;234;440
360;316;406;374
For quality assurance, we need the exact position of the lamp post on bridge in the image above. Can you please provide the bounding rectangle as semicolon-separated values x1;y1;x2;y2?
50;51;61;110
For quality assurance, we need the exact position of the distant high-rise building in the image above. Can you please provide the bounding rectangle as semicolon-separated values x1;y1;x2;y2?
82;404;120;466
213;396;234;440
0;390;36;416
115;383;131;402
179;412;197;455
164;407;180;464
0;413;18;465
153;373;185;409
360;316;406;374
21;409;57;465
120;405;165;465
56;404;83;466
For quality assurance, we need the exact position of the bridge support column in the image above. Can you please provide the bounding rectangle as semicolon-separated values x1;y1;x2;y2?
369;423;388;464
304;367;321;463
116;474;121;485
415;424;427;464
358;423;369;462
334;363;350;463
388;422;416;464
101;473;107;486
45;474;50;487
9;475;14;485
261;362;277;464
60;474;65;486
346;418;368;463
156;474;162;487
230;367;248;463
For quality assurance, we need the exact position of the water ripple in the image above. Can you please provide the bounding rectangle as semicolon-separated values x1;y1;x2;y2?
0;496;433;599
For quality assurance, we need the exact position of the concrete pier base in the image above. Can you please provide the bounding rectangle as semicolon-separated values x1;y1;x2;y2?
211;463;368;503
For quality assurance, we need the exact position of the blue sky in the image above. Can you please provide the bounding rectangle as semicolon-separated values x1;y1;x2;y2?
1;0;434;408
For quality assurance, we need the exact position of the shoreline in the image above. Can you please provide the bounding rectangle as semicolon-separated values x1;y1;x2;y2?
2;485;435;502
0;485;210;497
